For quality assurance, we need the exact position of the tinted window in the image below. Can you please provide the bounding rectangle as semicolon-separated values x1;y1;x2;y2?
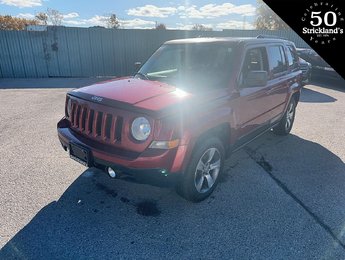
242;47;268;73
287;45;299;68
279;47;286;66
286;47;294;66
268;46;287;75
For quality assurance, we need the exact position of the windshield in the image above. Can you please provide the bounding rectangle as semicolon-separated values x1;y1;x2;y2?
137;43;236;90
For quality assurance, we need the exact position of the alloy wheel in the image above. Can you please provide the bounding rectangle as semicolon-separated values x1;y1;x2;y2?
285;102;295;131
194;148;221;193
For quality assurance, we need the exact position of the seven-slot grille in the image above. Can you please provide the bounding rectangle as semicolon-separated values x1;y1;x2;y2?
69;100;123;143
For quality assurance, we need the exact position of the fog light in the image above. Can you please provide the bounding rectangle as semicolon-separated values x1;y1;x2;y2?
107;167;117;178
160;169;168;176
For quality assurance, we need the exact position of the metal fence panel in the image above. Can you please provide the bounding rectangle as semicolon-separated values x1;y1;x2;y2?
0;31;14;78
0;27;309;78
55;27;72;77
5;30;26;77
46;28;60;77
76;28;93;77
89;27;106;76
16;31;37;77
29;31;49;77
65;27;82;77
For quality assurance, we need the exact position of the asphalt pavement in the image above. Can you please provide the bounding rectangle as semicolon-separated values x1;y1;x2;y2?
0;78;344;259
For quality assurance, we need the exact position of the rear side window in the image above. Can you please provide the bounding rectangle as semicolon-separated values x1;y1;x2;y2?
286;45;299;69
267;46;287;75
286;47;294;66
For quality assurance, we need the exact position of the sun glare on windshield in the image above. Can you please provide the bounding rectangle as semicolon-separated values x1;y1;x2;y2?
137;43;235;90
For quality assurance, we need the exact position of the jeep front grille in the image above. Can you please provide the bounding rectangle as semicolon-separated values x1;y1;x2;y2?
70;101;123;143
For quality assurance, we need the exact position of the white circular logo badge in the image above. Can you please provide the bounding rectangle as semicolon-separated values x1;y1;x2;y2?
301;1;344;45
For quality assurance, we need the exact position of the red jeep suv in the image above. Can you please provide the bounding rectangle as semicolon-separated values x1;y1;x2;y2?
57;37;302;202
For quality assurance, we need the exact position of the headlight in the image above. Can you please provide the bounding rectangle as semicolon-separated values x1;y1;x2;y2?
66;97;72;118
131;117;151;141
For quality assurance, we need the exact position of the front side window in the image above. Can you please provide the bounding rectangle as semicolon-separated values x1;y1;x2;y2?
242;47;268;75
137;43;236;90
239;47;268;86
268;45;287;75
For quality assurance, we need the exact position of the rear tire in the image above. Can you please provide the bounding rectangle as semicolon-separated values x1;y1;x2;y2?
273;97;297;136
176;137;225;202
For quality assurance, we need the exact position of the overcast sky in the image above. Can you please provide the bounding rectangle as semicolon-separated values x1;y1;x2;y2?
0;0;257;30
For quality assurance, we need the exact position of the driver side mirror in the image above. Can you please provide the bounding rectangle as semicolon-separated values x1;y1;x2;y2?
243;71;268;88
134;62;142;70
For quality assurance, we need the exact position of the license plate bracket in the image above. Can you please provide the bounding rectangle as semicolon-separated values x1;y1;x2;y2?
69;143;91;167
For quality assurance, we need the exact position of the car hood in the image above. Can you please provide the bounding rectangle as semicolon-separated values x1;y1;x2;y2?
69;77;197;116
69;77;228;117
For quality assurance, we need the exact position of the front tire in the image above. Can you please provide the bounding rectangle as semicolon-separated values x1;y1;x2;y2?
273;97;297;136
176;137;225;202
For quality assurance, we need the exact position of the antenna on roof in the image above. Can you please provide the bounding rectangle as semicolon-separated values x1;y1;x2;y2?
256;34;288;40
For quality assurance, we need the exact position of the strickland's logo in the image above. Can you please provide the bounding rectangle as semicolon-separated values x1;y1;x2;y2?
303;27;343;34
301;1;344;45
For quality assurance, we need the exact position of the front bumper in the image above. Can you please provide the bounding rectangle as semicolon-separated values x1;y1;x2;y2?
57;118;187;178
93;158;181;187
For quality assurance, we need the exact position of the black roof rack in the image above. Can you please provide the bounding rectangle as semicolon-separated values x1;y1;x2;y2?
256;34;288;40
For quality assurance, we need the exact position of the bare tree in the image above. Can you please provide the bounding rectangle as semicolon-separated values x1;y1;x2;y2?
155;22;166;30
107;14;120;29
35;12;48;25
192;24;213;31
47;8;63;26
255;0;289;30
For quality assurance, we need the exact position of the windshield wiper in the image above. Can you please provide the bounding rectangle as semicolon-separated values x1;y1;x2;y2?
134;72;149;80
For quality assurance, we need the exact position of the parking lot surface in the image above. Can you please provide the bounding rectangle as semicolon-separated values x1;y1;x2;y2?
0;78;344;259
